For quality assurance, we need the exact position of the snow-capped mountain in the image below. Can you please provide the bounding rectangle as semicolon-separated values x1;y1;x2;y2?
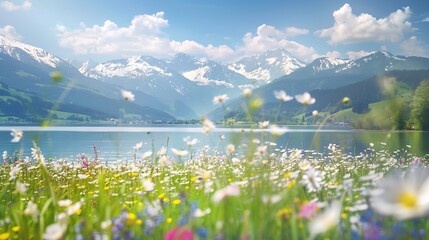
164;53;252;88
309;57;349;73
228;49;305;83
0;34;62;68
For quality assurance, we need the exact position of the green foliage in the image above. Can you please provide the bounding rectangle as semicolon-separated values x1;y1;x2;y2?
410;80;429;130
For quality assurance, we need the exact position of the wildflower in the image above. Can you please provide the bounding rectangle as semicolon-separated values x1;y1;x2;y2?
274;90;293;102
2;151;7;162
276;208;293;220
58;199;73;207
0;233;10;240
249;97;263;110
77;174;89;180
16;181;27;194
184;137;198;147
312;110;318;116
171;148;189;157
24;200;39;221
295;92;316;105
201;117;215;135
9;165;21;181
298;202;318;219
165;227;194;240
67;201;82;216
157;146;167;156
212;183;240;203
10;129;23;142
50;71;62;82
226;144;235;154
101;220;112;230
302;168;323;193
193;208;211;218
133;142;143;150
43;223;67;240
142;179;155;192
141;151;153;160
31;147;45;165
371;168;429;220
342;97;351;105
242;88;252;97
213;94;229;105
309;201;341;239
121;89;135;101
255;145;267;157
269;125;288;136
172;199;181;205
258;121;269;128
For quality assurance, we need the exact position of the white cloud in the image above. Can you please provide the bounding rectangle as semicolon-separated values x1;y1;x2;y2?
57;12;238;63
325;51;341;58
239;24;319;62
346;50;372;60
422;17;429;22
0;25;20;40
317;4;412;44
400;36;427;57
284;27;309;37
57;13;319;63
0;0;31;11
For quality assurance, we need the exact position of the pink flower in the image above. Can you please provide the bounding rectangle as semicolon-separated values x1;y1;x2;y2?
212;184;240;203
164;227;194;240
298;202;318;219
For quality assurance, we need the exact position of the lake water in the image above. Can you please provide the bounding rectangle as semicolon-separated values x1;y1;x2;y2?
1;126;428;162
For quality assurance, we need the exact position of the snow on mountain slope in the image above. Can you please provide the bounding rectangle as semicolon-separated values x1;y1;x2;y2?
182;66;234;88
0;35;61;68
228;49;305;83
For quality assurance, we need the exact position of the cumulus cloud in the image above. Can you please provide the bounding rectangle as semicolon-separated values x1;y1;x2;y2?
57;12;238;63
284;27;309;37
400;36;427;57
239;24;319;62
422;17;429;22
57;13;318;63
0;25;20;40
0;0;31;11
317;4;412;44
325;51;341;58
346;50;372;60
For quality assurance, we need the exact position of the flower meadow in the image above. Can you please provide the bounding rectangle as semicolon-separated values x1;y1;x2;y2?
2;130;429;240
2;87;429;240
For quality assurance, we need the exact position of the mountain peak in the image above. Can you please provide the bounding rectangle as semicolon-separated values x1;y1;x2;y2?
228;48;305;82
0;34;61;68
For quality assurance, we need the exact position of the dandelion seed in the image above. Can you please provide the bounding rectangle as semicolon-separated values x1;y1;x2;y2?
213;94;229;105
10;129;23;142
274;90;293;102
295;92;316;105
121;89;135;101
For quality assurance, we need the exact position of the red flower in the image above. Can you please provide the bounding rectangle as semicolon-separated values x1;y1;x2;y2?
164;227;194;240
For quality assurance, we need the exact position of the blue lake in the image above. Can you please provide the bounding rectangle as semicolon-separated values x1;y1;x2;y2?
1;126;428;162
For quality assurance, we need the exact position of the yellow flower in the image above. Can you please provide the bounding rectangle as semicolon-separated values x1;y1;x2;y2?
12;226;20;232
127;213;137;225
136;219;143;225
276;208;293;220
104;186;110;191
172;199;181;205
287;180;296;189
157;193;165;199
166;218;173;223
0;233;10;240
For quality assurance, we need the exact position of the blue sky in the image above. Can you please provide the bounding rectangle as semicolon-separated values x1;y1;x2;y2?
0;0;428;63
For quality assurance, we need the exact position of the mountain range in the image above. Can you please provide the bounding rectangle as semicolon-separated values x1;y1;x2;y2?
1;34;429;124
